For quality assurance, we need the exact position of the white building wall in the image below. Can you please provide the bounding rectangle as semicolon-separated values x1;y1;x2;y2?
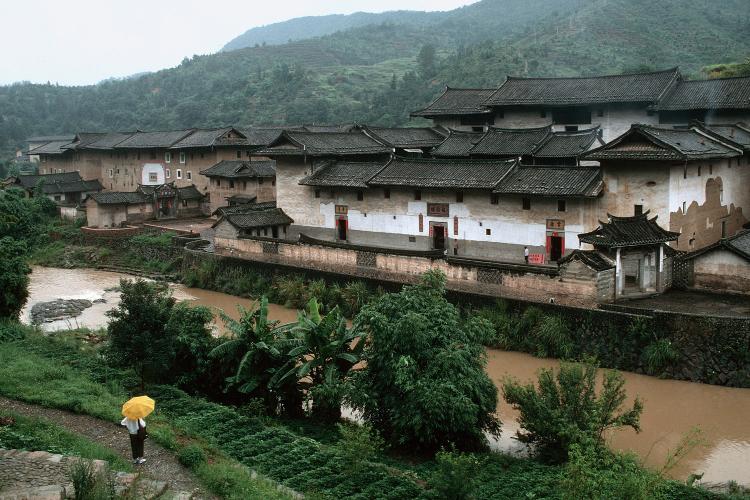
141;163;166;185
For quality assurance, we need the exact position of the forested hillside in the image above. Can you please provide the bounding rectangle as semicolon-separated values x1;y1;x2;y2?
1;0;749;158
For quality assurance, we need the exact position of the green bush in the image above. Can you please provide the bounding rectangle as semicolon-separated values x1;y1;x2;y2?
643;338;680;376
69;459;116;500
428;449;479;499
0;320;30;343
178;444;208;469
503;361;643;464
335;422;384;473
531;315;574;359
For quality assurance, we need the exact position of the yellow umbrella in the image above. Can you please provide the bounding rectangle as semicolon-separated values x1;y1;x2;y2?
122;396;155;419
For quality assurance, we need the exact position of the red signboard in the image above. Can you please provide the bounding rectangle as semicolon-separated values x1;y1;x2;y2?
418;213;424;233
453;216;458;236
528;253;545;264
427;203;449;217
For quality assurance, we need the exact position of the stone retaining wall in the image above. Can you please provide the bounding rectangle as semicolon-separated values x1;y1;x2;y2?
214;236;603;307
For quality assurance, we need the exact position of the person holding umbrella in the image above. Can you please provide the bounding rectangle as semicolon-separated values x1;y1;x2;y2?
121;395;154;465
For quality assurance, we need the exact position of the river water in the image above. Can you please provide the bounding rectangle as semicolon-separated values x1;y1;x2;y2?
21;266;750;486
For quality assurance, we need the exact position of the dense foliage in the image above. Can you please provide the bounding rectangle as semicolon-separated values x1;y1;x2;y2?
351;270;500;452
503;361;643;464
3;0;749;157
105;279;215;389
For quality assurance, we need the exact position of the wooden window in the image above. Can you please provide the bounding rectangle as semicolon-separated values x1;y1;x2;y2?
314;189;321;198
427;203;449;217
236;150;242;159
721;220;727;238
384;189;390;199
490;194;499;205
698;166;701;176
150;151;156;160
522;198;531;210
557;200;566;212
179;152;186;164
709;164;713;175
485;228;491;236
540;110;547;118
229;180;235;188
357;191;364;201
634;204;643;215
176;169;182;179
414;190;421;200
456;192;463;202
165;152;172;163
258;178;264;185
272;179;276;186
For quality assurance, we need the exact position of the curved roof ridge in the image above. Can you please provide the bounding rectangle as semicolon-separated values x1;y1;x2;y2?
503;67;680;82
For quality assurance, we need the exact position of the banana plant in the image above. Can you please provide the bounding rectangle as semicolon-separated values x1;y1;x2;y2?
271;297;366;421
209;296;302;415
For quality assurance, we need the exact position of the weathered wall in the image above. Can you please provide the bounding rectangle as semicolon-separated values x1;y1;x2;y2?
206;176;276;214
214;235;606;307
690;249;750;295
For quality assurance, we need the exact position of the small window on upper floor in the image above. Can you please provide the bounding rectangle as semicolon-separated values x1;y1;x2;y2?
384;189;391;199
597;109;604;117
721;220;727;239
150;151;156;160
271;179;276;186
540;110;547;118
229;180;235;189
558;200;566;212
179;152;186;164
165;152;172;163
697;166;701;176
314;189;321;199
166;169;171;178
709;164;713;175
485;228;491;236
456;192;463;203
490;194;499;205
634;204;643;215
236;150;242;159
258;178;264;185
682;201;686;213
357;191;364;201
414;190;421;201
522;198;531;210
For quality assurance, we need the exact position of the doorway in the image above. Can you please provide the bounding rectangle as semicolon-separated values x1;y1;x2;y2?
549;236;563;261
337;217;348;241
432;225;446;250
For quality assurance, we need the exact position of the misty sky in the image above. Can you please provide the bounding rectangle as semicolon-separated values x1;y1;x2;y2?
1;0;477;86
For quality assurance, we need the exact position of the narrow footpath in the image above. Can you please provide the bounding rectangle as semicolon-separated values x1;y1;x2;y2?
0;397;209;498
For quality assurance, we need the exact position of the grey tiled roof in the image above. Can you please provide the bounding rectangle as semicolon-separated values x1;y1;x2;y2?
411;88;495;117
213;201;276;217
63;132;109;150
80;132;135;150
431;130;485;157
241;128;284;147
584;125;742;161
469;126;551;156
170;128;249;149
493;165;602;197
486;68;680;106
16;172;82;188
27;135;75;143
114;130;194;149
221;208;294;229
299;161;385;188
558;250;615;271
200;160;276;178
533;127;603;158
657;76;750;110
256;131;392;156
368;157;517;190
362;126;446;149
578;212;680;248
695;123;750;150
40;179;103;195
685;229;750;262
177;185;205;200
28;140;73;155
90;191;149;205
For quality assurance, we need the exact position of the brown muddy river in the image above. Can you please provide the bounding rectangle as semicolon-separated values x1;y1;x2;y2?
22;266;750;486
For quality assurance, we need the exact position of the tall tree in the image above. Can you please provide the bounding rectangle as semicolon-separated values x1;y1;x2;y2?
0;237;31;319
351;270;500;452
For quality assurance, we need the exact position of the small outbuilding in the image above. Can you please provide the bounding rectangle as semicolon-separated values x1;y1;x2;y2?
682;229;750;295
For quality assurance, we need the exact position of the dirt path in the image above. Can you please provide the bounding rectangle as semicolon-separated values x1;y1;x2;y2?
0;396;208;498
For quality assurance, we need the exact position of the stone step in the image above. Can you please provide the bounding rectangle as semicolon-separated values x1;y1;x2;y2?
0;485;65;500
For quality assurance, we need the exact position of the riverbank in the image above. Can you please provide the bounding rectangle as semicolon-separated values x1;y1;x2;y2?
1;326;742;499
19;266;750;487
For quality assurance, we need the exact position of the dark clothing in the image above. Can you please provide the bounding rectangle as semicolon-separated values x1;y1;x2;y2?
129;424;146;459
524;256;529;264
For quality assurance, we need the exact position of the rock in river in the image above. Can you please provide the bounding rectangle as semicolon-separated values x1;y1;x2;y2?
30;299;93;324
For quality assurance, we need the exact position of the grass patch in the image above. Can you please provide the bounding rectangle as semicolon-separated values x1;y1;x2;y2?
0;410;132;472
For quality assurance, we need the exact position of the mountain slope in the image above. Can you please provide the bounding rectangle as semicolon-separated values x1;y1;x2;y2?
222;10;447;51
2;0;749;158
